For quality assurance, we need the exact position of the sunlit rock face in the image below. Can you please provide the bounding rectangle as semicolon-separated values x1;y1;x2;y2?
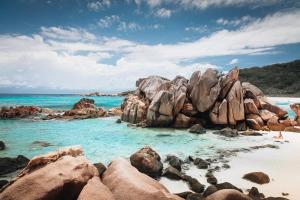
121;67;296;131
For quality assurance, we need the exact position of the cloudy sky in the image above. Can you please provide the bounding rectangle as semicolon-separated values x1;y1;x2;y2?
0;0;300;93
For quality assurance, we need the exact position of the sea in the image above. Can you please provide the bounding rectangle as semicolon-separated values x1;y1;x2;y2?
0;94;297;164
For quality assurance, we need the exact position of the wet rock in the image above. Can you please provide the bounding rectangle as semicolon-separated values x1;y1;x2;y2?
215;182;242;193
103;158;183;200
189;124;206;134
222;164;230;169
194;158;209;169
186;193;203;200
116;118;122;123
205;189;251;200
190;68;221;112
213;128;239;137
130;146;163;178
243;172;270;184
0;180;8;189
0;141;5;150
0;155;29;175
207;175;218;185
165;155;183;171
248;187;265;200
163;166;183;180
240;131;263;136
203;185;218;197
93;162;106;178
77;176;115;200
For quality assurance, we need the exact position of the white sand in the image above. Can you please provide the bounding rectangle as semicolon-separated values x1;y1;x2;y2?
160;131;300;199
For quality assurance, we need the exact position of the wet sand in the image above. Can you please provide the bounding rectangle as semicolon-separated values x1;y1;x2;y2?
160;131;300;199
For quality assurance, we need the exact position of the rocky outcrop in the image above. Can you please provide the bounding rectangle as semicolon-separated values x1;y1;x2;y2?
0;106;41;119
73;98;96;109
102;158;183;200
136;76;169;100
108;107;122;116
121;95;148;124
0;147;98;200
130;146;163;178
290;103;300;124
243;171;270;184
0;155;29;175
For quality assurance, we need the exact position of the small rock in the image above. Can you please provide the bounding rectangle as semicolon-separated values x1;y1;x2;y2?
0;141;5;150
222;164;230;169
162;166;183;180
213;128;239;137
282;192;289;196
93;162;106;178
116;118;122;123
188;178;205;193
205;189;251;200
187;193;203;200
194;158;209;169
189;124;206;134
207;175;218;185
165;155;183;171
243;172;270;184
240;131;263;136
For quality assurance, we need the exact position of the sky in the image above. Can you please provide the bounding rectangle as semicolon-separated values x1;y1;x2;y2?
0;0;300;94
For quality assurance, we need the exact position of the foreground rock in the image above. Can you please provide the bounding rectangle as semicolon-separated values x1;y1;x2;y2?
130;146;163;178
102;158;183;200
205;189;251;200
243;171;270;184
0;147;98;200
0;155;29;175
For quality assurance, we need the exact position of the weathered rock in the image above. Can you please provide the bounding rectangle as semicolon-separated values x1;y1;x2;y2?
219;67;239;99
63;107;107;119
0;106;41;119
173;113;192;129
210;99;228;125
267;116;286;131
136;76;169;100
182;103;198;117
284;126;300;133
165;155;183;171
0;155;29;175
77;176;115;200
130;146;163;178
94;162;107;178
247;114;264;127
203;185;218;197
261;102;287;119
207;175;218;185
189;124;206;134
102;158;183;200
205;189;251;200
242;82;265;99
243;171;270;184
259;109;276;121
187;71;201;96
244;98;259;115
108;107;122;116
190;68;221;112
0;148;98;200
187;178;205;193
121;95;148;124
163;166;183;180
290;103;300;124
279;119;297;127
73;98;96;109
246;119;262;130
226;81;245;125
0;141;5;150
213;128;239;137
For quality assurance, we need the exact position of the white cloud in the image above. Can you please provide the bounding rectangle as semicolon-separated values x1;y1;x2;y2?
98;15;120;28
87;0;111;11
155;8;172;18
40;27;96;41
1;10;300;92
216;15;254;26
228;58;239;65
185;25;208;33
117;22;142;31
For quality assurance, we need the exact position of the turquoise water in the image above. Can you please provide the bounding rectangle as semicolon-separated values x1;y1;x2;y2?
0;95;297;164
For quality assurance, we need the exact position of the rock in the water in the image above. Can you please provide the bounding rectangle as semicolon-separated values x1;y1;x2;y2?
190;68;221;112
116;118;122;123
0;106;41;119
189;124;206;134
213;128;239;137
163;166;183;180
121;95;148;124
165;155;183;171
267;116;286;131
173;113;192;129
94;162;107;178
243;171;270;184
102;158;183;200
0;149;98;200
73;98;96;109
205;189;251;200
0;141;5;150
130;146;163;178
77;176;115;200
108;107;122;116
31;141;52;147
0;155;29;175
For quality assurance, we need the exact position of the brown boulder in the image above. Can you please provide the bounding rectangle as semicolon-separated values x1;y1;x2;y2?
181;103;198;117
226;81;245;125
243;171;270;184
136;76;169;100
102;158;183;200
210;99;228;125
244;98;259;115
242;82;265;99
0;148;98;200
130;146;163;178
267;116;286;131
121;95;148;124
290;103;300;124
187;71;201;96
219;67;239;99
0;106;41;119
77;177;115;200
246;119;262;130
73;98;96;109
259;109;276;121
261;102;287;119
173;113;192;129
205;189;251;200
190;68;221;112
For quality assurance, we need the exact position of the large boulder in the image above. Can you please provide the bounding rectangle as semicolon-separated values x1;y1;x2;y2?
187;71;201;96
73;98;96;109
190;68;221;112
77;177;115;200
290;103;300;124
121;95;148;124
0;155;29;175
242;82;266;109
261;102;287;119
0;106;41;119
244;98;259;115
0;147;98;200
130;146;163;178
181;102;198;117
219;67;239;99
226;81;245;125
136;76;169;100
243;171;270;184
173;113;193;129
205;189;251;200
102;158;183;200
210;99;228;125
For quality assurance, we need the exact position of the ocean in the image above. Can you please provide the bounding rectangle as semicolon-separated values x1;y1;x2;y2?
0;94;297;164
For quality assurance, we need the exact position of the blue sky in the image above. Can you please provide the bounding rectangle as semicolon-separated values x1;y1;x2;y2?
0;0;300;93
